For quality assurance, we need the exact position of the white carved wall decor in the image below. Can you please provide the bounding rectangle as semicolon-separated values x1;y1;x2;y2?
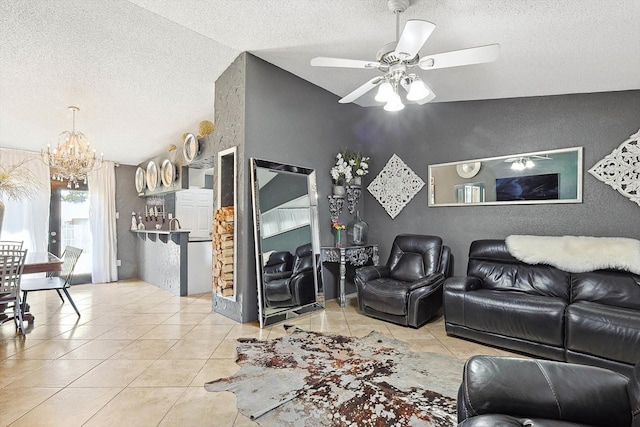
367;154;425;219
588;128;640;206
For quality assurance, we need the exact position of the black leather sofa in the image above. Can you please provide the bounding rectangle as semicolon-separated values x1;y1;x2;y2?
444;239;640;375
457;355;640;427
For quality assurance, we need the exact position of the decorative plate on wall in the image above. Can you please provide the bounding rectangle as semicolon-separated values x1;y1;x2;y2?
146;160;159;191
161;159;176;188
183;133;199;164
456;162;481;178
135;166;146;193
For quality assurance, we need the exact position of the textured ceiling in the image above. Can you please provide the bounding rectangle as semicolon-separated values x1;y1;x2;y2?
1;0;639;165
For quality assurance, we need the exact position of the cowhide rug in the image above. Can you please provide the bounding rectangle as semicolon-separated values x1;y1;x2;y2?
204;328;465;427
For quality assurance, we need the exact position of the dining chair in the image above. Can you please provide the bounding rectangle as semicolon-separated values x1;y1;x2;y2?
0;241;24;251
0;248;28;335
20;246;83;317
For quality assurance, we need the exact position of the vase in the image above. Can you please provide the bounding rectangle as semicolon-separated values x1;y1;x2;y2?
335;228;343;247
347;211;368;246
351;176;362;186
332;184;346;196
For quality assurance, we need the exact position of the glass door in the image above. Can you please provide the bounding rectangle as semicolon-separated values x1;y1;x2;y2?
48;181;92;284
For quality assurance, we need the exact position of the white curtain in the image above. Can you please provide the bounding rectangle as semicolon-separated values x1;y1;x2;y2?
88;161;118;283
0;149;50;253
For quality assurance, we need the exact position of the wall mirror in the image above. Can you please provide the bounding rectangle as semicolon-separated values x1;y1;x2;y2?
428;147;583;207
250;158;324;328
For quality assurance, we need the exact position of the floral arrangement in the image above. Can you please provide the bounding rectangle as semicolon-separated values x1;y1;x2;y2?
344;149;370;177
332;221;346;231
0;159;40;201
330;149;371;185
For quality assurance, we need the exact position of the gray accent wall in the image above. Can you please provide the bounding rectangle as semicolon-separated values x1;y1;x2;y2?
355;90;640;275
113;53;640;322
115;164;145;280
206;53;364;323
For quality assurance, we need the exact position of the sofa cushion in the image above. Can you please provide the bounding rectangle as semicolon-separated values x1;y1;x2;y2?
571;271;640;310
447;289;566;346
467;240;571;300
566;301;640;365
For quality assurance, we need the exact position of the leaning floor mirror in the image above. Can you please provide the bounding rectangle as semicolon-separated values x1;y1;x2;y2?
250;158;324;328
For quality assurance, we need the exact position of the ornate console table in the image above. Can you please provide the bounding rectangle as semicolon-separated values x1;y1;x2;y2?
321;244;379;308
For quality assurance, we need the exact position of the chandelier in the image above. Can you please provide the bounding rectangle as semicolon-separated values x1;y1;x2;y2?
41;106;103;188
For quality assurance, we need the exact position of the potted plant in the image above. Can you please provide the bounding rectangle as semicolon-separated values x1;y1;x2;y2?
341;149;370;186
330;152;353;196
0;158;40;234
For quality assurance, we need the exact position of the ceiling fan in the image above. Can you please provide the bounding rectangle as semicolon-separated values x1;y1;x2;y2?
310;0;500;111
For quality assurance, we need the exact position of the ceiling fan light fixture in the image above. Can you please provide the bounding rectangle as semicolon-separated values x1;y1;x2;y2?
375;81;394;102
384;92;404;112
406;77;430;101
525;158;535;168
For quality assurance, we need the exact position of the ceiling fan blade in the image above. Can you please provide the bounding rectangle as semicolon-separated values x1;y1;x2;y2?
394;20;436;59
418;44;500;70
310;57;380;69
339;77;384;104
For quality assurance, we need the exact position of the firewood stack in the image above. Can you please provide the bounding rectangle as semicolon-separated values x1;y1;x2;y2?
213;206;234;297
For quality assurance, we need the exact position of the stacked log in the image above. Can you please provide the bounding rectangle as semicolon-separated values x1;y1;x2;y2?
213;206;234;297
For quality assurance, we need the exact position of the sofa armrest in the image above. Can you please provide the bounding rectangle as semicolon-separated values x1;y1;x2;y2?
407;272;444;292
355;265;391;283
459;355;632;427
444;276;482;292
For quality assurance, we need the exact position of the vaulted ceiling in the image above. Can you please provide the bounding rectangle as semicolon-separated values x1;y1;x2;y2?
1;0;638;165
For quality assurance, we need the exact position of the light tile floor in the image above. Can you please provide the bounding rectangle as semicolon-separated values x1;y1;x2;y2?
0;279;517;426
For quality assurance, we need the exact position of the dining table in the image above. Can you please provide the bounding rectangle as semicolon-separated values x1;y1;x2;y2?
24;251;63;275
0;252;63;326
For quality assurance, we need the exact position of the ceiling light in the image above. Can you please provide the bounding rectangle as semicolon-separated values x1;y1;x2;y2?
41;106;103;188
525;159;535;168
511;158;525;171
406;77;430;101
384;92;405;112
375;81;394;102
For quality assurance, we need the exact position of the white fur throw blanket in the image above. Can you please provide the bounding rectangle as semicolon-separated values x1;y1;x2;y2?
505;235;640;275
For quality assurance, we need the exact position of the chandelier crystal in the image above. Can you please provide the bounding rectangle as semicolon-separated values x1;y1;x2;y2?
41;106;103;188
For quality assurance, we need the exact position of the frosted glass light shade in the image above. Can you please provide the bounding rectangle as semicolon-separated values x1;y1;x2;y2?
375;81;394;102
406;79;430;101
384;93;404;112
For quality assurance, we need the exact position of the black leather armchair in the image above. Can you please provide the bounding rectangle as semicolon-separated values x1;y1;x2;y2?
263;243;316;308
457;355;640;427
354;234;451;328
263;251;293;277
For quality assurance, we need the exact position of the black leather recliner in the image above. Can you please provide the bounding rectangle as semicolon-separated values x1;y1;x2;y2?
263;243;316;308
457;355;640;427
354;234;451;328
263;251;293;276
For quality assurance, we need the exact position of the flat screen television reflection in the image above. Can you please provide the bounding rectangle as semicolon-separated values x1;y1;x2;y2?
496;173;559;201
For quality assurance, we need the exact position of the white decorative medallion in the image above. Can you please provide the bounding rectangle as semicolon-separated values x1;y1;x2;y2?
588;128;640;206
367;154;425;219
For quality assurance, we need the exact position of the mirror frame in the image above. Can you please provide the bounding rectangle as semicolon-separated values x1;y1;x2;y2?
250;158;324;328
428;147;583;207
